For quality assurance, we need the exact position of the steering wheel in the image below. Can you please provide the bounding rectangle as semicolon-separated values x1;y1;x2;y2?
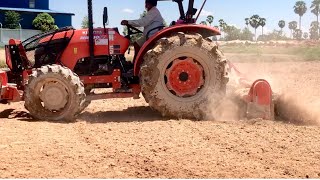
125;24;143;39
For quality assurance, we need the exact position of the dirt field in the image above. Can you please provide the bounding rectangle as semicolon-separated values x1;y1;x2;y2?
1;53;320;178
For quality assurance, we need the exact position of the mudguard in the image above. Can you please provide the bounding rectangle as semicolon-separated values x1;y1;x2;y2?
133;24;221;76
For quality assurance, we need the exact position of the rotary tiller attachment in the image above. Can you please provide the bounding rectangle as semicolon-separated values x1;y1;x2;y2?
226;61;274;120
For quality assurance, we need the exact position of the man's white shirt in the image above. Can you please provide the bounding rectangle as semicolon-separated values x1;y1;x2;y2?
128;7;164;38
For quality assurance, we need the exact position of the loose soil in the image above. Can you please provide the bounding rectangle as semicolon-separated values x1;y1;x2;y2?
1;56;320;178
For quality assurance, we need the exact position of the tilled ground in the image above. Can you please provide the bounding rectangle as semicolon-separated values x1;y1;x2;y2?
0;61;320;178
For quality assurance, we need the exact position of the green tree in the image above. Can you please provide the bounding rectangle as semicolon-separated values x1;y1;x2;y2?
218;19;227;39
4;11;21;29
259;18;266;37
293;29;303;40
294;1;307;30
249;15;261;41
81;16;95;29
81;16;89;29
206;15;214;26
224;25;241;41
241;27;254;41
33;13;58;32
309;21;320;39
258;30;288;41
223;26;254;41
303;32;309;39
311;0;320;38
218;19;227;30
289;21;298;38
245;18;249;28
278;20;286;32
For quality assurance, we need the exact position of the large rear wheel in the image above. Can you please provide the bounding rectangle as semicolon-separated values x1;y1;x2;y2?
24;65;86;121
140;33;228;119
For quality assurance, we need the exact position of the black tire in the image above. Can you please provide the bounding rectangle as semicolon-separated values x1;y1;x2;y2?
78;86;93;112
140;32;228;119
24;65;86;121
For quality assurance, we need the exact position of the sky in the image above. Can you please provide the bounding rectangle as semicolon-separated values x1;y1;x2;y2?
50;0;317;36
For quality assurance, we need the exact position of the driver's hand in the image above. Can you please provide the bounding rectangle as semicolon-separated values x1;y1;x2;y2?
121;20;129;25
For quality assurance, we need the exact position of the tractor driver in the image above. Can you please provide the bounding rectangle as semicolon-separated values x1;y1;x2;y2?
121;0;164;59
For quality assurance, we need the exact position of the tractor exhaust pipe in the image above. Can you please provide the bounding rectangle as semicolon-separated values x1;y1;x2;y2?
87;0;95;71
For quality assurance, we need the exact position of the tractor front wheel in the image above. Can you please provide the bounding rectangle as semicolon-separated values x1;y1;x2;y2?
140;33;228;119
24;65;86;121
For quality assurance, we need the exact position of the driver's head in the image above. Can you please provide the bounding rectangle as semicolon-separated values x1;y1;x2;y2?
145;0;157;11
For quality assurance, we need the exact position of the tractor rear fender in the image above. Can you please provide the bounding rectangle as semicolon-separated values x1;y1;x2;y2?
133;24;221;76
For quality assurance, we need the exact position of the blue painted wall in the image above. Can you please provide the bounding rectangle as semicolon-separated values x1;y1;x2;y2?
0;0;49;10
52;14;72;28
0;0;73;29
0;11;73;29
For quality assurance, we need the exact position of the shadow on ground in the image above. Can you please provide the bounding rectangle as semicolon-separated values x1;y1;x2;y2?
0;109;32;119
78;106;169;123
0;106;169;123
0;106;317;126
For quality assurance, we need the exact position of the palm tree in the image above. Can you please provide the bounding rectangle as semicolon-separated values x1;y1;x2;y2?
206;15;214;26
278;20;286;32
310;21;320;39
311;0;320;38
218;19;227;38
249;15;261;41
200;21;207;25
294;1;307;30
218;19;226;29
245;18;249;28
289;21;298;38
259;18;266;36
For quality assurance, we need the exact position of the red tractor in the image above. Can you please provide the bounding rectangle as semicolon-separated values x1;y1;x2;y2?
0;0;273;121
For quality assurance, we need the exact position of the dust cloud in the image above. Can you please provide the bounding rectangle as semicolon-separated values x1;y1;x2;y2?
205;69;248;122
206;59;320;126
275;93;320;126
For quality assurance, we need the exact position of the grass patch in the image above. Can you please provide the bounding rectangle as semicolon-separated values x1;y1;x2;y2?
297;46;320;61
221;44;320;61
221;45;263;54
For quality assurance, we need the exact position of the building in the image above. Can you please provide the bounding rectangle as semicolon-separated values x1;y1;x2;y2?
0;0;74;29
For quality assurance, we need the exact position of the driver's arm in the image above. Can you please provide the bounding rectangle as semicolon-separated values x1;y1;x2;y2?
128;9;157;27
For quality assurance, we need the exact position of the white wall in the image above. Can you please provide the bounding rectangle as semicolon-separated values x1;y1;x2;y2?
0;28;41;45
